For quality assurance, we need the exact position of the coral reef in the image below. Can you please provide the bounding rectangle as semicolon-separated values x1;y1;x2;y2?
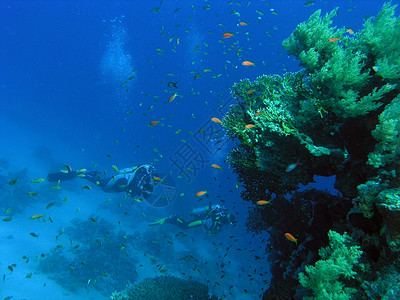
38;217;137;296
223;2;400;299
298;231;363;299
110;276;217;300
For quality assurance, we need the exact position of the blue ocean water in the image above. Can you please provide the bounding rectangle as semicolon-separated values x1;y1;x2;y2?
0;1;392;299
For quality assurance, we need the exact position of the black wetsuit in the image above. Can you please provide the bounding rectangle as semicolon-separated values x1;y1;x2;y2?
47;164;155;199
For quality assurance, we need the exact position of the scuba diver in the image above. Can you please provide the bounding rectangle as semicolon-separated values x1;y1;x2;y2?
47;164;156;200
149;203;236;234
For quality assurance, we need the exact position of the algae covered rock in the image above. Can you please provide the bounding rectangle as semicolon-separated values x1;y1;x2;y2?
111;276;217;300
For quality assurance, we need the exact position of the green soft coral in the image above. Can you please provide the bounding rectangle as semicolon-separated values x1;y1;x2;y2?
282;6;397;120
368;93;400;168
359;2;400;83
299;231;363;300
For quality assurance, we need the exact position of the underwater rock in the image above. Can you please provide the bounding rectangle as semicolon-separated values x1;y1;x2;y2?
110;276;217;300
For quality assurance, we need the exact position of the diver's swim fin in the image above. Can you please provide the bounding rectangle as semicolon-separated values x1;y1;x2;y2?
148;217;167;226
47;171;77;182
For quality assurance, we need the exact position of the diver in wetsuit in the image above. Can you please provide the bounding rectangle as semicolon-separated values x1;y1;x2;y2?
47;164;156;200
149;204;235;234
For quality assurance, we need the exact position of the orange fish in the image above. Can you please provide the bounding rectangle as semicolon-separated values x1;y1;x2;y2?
29;214;45;220
346;28;354;34
153;176;163;182
285;233;297;245
255;112;262;116
328;37;340;42
222;32;233;38
196;191;207;197
239;21;248;26
150;120;160;126
211;164;222;170
176;37;180;45
242;61;255;66
168;93;177;102
245;124;256;129
211;117;222;124
246;89;255;95
256;200;270;206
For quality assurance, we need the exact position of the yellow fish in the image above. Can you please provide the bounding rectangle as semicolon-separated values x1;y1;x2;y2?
29;214;45;220
51;180;61;190
31;178;44;184
112;165;119;173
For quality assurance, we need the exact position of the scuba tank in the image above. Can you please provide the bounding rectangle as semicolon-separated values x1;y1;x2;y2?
192;203;221;216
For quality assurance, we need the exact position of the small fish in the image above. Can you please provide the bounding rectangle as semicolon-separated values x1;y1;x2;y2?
222;32;233;38
64;165;72;172
81;186;91;190
285;233;297;245
372;65;380;72
29;214;44;220
167;81;178;88
211;164;222;170
346;28;354;34
8;179;17;185
149;120;160;126
196;191;207;197
5;207;14;214
77;168;87;173
245;124;256;129
242;61;255;66
304;0;315;6
62;196;69;202
255;111;262;116
328;37;340;42
30;178;44;184
211;117;222;124
256;200;270;206
30;232;40;238
3;216;13;222
46;202;56;209
239;21;248;26
51;180;61;190
246;89;255;95
285;162;299;173
111;165;119;173
153;176;163;182
27;191;39;196
168;93;177;102
25;273;32;279
89;217;97;223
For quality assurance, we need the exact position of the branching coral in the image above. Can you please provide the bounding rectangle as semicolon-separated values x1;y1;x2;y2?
299;231;363;300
